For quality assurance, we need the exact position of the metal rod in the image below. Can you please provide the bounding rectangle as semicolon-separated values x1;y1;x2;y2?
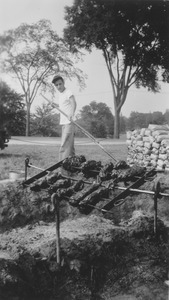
154;192;158;236
116;186;169;198
102;169;156;211
28;164;44;171
23;159;64;186
63;197;114;215
153;181;161;236
42;94;117;162
23;160;169;222
24;161;169;198
86;204;115;214
24;157;29;181
52;193;61;266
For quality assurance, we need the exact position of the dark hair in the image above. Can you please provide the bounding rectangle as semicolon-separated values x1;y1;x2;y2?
52;75;64;84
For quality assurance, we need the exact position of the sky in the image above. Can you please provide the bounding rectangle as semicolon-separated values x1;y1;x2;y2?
0;0;169;117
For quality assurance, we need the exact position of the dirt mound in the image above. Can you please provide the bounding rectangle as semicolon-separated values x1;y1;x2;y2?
1;172;169;233
0;213;168;300
0;181;77;232
0;172;169;299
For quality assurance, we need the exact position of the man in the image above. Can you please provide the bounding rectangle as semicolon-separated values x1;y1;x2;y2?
52;75;76;161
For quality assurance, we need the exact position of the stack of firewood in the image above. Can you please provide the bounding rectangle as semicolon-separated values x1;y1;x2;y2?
127;124;169;170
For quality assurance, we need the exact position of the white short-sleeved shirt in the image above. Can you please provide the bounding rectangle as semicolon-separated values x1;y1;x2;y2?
58;89;73;125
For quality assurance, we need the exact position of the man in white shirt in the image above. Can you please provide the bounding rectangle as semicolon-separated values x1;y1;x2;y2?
52;75;76;161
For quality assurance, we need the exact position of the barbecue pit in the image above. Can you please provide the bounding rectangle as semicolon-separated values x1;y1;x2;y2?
23;156;169;227
23;155;169;265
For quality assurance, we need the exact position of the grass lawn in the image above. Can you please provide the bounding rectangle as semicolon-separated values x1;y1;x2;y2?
0;139;127;180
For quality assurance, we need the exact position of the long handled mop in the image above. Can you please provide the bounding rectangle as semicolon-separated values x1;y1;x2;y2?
42;94;117;162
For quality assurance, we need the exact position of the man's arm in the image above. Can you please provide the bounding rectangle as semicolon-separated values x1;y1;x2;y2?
69;95;76;120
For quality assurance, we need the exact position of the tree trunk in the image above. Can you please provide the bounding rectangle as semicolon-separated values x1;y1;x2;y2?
114;107;120;139
26;103;31;136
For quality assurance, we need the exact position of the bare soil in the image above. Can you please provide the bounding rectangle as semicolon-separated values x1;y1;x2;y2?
0;171;169;300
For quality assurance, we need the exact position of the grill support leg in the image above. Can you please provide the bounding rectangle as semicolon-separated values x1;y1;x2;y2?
52;193;61;266
154;192;157;236
153;181;160;236
25;157;29;181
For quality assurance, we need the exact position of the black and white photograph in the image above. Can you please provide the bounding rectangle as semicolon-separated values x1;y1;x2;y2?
0;1;169;299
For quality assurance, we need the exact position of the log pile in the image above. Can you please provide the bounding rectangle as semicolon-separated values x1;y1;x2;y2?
127;124;169;171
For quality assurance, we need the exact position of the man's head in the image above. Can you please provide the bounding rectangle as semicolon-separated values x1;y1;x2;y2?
52;75;65;93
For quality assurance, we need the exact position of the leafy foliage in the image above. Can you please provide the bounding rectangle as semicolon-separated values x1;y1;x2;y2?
0;80;26;135
0;19;85;135
77;101;114;138
64;0;169;137
30;103;60;136
164;109;169;124
126;110;168;130
30;100;169;137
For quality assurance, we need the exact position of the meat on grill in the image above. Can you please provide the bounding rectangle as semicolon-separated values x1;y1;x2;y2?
47;171;62;184
99;162;114;181
48;178;71;194
30;177;50;191
56;179;84;198
117;164;146;181
30;183;41;192
114;160;128;170
79;186;109;214
62;155;86;172
111;169;120;180
81;160;102;178
69;182;101;206
30;172;62;192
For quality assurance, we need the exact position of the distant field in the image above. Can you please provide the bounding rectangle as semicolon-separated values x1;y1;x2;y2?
0;137;127;180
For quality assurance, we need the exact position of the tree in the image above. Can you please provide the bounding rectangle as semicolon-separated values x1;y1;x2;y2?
64;0;169;138
127;111;148;130
0;19;85;136
127;111;165;130
78;101;114;138
164;109;169;124
30;102;60;136
151;111;164;125
120;114;127;134
0;80;26;135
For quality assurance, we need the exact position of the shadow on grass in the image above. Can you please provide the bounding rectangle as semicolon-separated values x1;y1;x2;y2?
0;153;23;158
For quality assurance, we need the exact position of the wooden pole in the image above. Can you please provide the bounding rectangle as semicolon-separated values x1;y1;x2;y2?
153;181;160;236
154;191;158;236
24;157;29;180
53;193;61;265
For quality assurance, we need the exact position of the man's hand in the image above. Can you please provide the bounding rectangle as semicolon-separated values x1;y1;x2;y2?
50;102;59;109
68;115;73;121
68;114;75;122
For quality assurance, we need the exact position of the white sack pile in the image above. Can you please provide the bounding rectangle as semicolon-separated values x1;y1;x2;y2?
127;124;169;171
